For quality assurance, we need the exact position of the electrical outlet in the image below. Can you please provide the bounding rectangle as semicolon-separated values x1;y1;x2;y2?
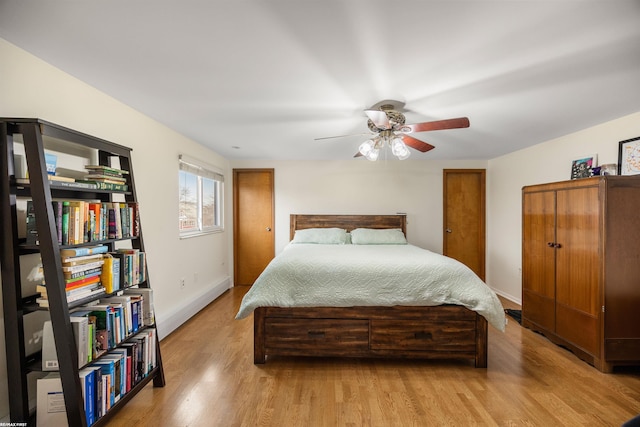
193;272;198;283
179;278;185;289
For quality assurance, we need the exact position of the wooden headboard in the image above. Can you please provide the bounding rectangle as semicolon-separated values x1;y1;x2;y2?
290;214;407;240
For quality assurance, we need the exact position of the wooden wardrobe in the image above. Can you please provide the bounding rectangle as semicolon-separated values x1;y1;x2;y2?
522;175;640;372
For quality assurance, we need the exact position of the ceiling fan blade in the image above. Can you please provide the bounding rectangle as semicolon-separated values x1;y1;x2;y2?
365;110;390;130
406;117;470;133
314;132;374;141
402;135;435;153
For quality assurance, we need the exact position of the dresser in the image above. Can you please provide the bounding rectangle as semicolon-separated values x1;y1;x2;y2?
522;175;640;372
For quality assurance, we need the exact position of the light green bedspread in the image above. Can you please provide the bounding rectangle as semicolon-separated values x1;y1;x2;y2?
236;243;506;331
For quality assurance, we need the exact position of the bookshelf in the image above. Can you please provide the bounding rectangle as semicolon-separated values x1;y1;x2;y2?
0;118;165;426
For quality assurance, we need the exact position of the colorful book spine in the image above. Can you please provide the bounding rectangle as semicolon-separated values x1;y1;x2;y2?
60;244;108;258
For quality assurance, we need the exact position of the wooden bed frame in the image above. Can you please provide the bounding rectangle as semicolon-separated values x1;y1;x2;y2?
253;214;489;367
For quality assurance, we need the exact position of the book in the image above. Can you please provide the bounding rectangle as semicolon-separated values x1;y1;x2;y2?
60;244;108;259
73;310;99;361
120;341;140;385
36;281;104;299
50;180;98;190
89;366;104;419
36;287;104;307
107;205;117;239
113;202;123;238
88;202;102;241
66;269;102;285
65;275;101;291
103;295;133;336
26;200;37;245
91;359;116;408
62;259;105;273
62;201;70;245
85;174;127;183
44;153;57;175
53;201;63;244
48;174;75;183
79;180;128;191
101;351;127;400
63;264;103;278
67;201;81;245
117;249;140;285
109;348;131;393
101;254;121;294
108;252;126;289
86;304;115;350
25;200;64;245
78;367;95;426
123;288;155;325
84;164;129;175
42;317;89;371
36;373;66;427
62;252;105;266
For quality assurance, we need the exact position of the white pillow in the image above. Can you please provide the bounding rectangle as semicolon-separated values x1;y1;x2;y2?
350;228;407;245
292;227;348;244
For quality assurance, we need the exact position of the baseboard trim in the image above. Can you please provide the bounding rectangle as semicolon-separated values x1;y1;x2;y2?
155;276;231;339
492;288;521;306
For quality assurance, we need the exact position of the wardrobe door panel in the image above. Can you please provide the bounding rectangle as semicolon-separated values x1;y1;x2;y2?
555;187;600;353
522;190;556;331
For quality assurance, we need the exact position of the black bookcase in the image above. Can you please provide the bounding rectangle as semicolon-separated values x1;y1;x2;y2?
0;118;165;426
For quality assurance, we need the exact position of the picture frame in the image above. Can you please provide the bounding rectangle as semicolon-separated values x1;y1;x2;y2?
617;137;640;175
570;154;597;179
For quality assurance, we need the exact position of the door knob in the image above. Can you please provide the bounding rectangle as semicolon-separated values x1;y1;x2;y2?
266;227;272;232
445;228;452;233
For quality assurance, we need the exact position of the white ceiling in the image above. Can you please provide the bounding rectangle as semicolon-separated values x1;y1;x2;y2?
1;1;639;161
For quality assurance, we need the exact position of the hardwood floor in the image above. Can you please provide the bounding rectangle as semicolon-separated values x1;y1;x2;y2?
108;287;640;426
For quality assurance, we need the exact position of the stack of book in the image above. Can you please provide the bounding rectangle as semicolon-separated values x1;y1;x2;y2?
36;245;107;308
81;165;129;191
37;328;158;427
25;199;140;245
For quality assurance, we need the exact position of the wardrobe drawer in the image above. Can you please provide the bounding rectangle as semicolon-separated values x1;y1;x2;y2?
370;320;477;352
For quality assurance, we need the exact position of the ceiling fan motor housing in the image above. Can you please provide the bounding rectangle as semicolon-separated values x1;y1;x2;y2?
367;105;406;132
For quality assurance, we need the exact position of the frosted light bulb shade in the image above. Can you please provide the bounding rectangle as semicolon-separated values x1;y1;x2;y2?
397;149;410;160
359;140;374;156
365;148;379;161
390;138;410;160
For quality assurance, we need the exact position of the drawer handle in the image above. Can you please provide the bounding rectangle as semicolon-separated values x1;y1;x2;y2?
414;331;432;340
307;331;325;339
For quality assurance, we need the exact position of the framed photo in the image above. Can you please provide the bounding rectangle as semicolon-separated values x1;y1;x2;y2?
570;155;597;179
618;137;640;175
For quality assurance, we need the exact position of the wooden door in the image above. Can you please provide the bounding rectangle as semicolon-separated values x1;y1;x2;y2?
522;190;557;332
233;169;275;286
443;169;486;280
555;186;600;354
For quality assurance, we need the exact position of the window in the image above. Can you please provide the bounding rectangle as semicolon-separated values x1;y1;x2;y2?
179;155;224;237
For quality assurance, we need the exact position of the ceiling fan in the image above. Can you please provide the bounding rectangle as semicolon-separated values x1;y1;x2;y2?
316;103;470;161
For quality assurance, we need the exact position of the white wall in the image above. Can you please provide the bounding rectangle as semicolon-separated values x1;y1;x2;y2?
0;38;232;418
486;112;640;303
231;159;487;254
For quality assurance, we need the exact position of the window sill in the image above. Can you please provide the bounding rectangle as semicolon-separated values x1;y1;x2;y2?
179;228;224;239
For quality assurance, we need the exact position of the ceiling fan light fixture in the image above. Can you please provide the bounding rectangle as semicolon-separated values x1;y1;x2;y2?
391;138;411;160
365;148;379;161
331;103;470;161
359;139;375;156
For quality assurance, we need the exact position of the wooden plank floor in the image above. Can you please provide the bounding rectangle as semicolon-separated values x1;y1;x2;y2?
108;287;640;426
